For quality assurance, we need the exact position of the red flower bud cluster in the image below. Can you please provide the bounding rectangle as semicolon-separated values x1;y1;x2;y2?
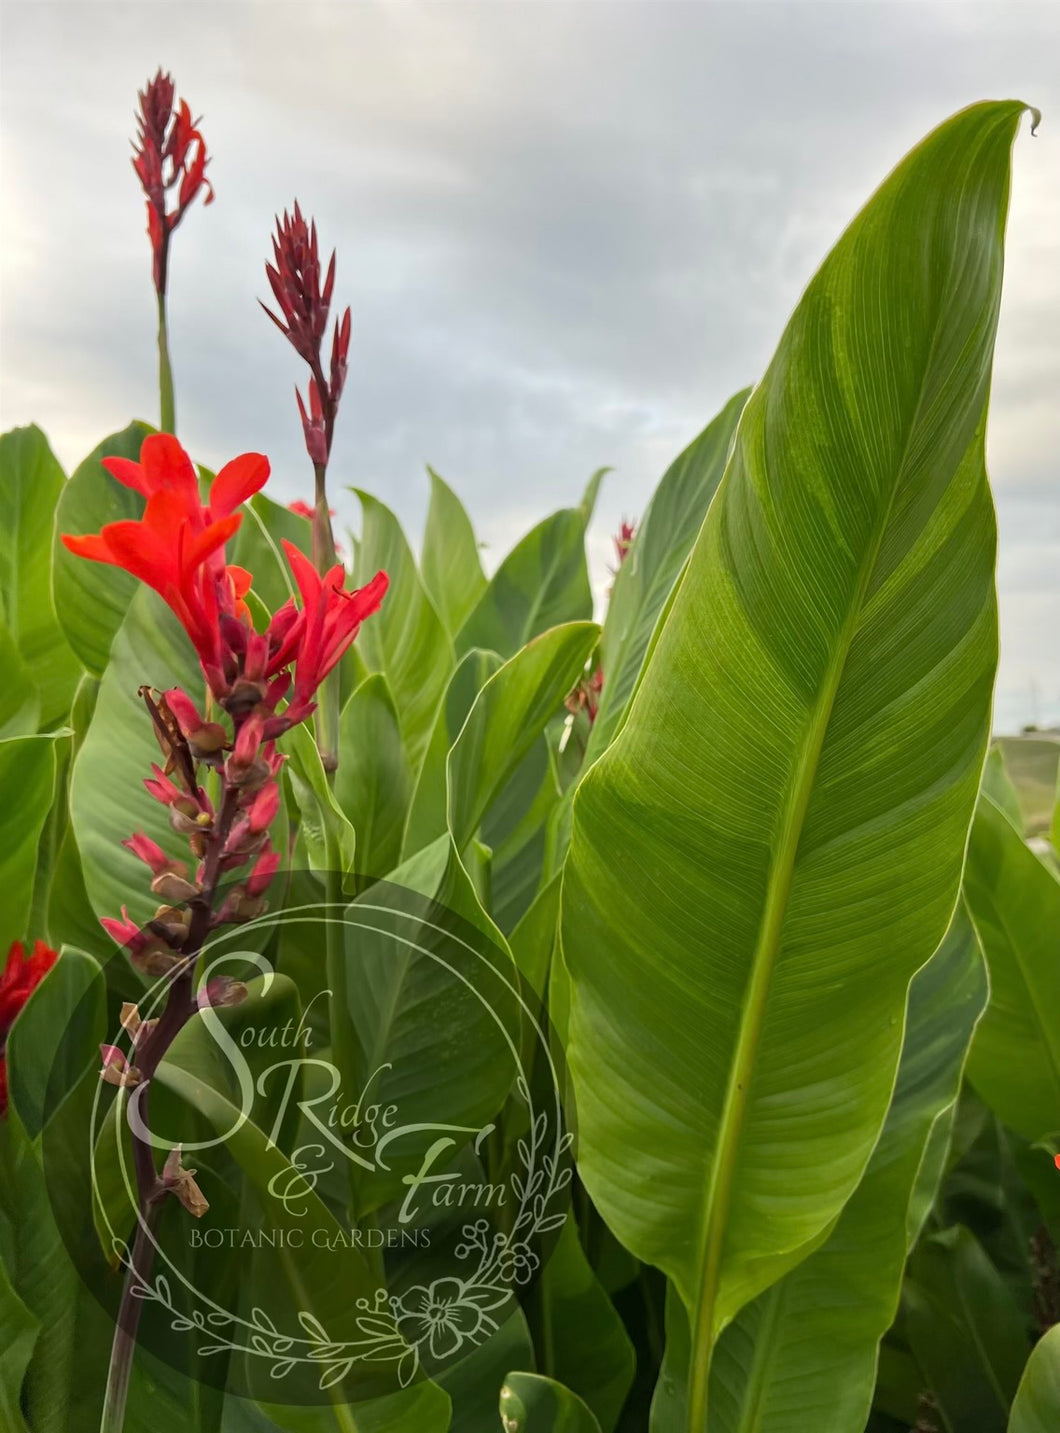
262;203;351;471
0;940;59;1113
133;69;214;294
564;666;604;725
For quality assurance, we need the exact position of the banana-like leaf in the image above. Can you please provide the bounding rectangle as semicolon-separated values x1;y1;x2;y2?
456;509;593;661
353;490;454;772
421;467;487;638
405;649;503;856
982;746;1024;832
335;673;413;883
500;1372;603;1432
586;388;750;760
0;426;81;727
964;793;1060;1142
1008;1326;1060;1433
537;1219;636;1431
904;1224;1031;1431
286;721;357;879
651;904;987;1432
560;100;1030;1419
0;735;58;952
0;619;40;738
448;623;599;850
51;422;153;675
0;1256;36;1433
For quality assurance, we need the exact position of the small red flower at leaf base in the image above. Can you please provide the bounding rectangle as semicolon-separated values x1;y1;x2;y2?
613;519;636;568
0;940;59;1114
1055;1153;1060;1172
287;500;335;521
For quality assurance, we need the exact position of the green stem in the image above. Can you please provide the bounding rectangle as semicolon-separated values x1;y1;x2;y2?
157;289;176;434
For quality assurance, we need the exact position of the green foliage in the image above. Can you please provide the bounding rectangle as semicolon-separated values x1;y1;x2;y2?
0;426;81;727
1009;1327;1060;1433
500;1371;603;1432
52;422;153;675
964;792;1060;1142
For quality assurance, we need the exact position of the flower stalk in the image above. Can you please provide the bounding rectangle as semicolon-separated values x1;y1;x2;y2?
262;205;353;770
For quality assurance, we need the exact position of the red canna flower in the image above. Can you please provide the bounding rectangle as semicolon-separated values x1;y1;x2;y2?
61;436;269;698
265;541;388;727
0;940;59;1113
133;70;214;294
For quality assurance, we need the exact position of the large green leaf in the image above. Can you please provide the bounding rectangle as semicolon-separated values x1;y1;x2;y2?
0;736;58;952
536;1219;636;1432
964;792;1060;1142
52;422;153;675
666;905;987;1432
421;467;487;638
338;833;520;1215
500;1372;603;1432
0;618;40;739
404;648;502;857
0;1255;36;1433
456;509;593;661
904;1224;1031;1431
353;490;454;772
0;425;81;727
447;622;599;850
334;674;413;883
560;100;1029;1419
1008;1327;1060;1433
285;720;358;880
7;947;105;1141
587;388;750;760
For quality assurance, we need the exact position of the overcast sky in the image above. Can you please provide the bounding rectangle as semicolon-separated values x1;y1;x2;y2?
1;0;1057;731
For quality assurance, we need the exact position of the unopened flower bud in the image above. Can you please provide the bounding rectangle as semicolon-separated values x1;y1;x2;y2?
187;721;228;759
161;1144;209;1218
198;976;248;1009
119;1002;159;1048
100;1045;141;1088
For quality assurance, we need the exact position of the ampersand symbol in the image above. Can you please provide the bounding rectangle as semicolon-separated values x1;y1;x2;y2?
266;1144;334;1217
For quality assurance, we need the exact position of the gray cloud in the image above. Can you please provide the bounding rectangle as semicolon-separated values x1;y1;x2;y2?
1;0;1057;730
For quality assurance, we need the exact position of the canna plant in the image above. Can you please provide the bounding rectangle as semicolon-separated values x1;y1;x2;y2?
0;73;1056;1433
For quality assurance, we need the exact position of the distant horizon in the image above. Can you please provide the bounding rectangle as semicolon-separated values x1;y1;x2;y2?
2;0;1057;731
